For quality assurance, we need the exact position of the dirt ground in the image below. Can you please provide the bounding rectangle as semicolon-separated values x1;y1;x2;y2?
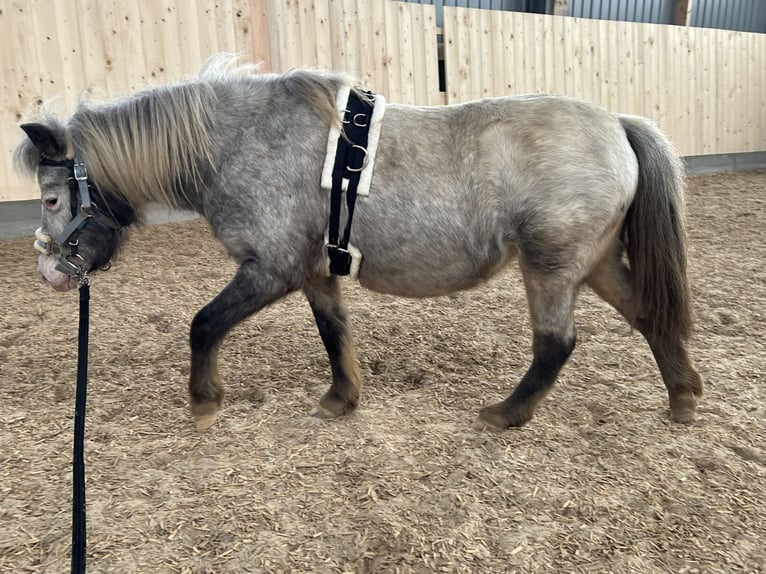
0;170;764;574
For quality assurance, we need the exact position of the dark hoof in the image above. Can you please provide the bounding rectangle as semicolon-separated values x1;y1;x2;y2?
476;401;531;430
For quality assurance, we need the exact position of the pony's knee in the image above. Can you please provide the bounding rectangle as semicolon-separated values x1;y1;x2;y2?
190;306;219;353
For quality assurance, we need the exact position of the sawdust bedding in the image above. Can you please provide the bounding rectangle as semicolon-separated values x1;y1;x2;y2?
0;170;764;573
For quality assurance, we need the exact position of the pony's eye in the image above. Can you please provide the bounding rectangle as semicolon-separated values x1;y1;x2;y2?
43;197;59;210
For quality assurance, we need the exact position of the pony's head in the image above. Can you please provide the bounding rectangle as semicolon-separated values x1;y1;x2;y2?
15;120;136;291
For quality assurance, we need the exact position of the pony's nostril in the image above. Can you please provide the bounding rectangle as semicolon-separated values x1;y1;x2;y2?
43;197;59;210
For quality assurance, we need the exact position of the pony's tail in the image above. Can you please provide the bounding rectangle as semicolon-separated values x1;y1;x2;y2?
619;114;693;341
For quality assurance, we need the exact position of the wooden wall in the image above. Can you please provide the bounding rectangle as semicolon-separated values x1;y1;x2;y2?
3;0;765;202
1;0;252;202
263;0;442;106
441;7;766;157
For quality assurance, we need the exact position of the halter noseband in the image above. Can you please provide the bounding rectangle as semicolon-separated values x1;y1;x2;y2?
35;157;123;282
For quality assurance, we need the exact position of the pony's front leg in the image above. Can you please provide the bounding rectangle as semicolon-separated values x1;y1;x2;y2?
303;275;362;418
189;260;292;431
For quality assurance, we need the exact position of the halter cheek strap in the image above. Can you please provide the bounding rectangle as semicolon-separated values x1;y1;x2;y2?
37;156;123;281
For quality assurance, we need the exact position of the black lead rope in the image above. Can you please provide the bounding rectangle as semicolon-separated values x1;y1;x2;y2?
71;281;90;574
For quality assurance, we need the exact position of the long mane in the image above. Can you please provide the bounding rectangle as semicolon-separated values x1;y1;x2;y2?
70;79;219;210
14;54;349;211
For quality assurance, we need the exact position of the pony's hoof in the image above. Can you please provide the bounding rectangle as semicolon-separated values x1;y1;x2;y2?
669;392;698;424
191;401;220;431
476;402;530;430
669;408;697;424
194;412;219;431
313;392;358;419
310;405;340;419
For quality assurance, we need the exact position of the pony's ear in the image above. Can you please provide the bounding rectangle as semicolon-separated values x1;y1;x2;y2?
20;123;67;159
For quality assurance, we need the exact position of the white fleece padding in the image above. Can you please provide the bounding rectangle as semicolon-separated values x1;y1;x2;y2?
320;86;386;279
356;92;385;196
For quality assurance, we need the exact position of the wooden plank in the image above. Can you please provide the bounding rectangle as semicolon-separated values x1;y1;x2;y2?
266;0;286;72
231;0;253;61
368;0;389;98
532;14;546;95
178;0;203;73
383;1;403;102
396;1;415;103
250;0;271;70
478;7;493;98
407;3;428;104
419;3;441;105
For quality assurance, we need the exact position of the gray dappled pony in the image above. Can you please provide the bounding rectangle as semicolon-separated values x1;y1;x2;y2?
14;55;702;431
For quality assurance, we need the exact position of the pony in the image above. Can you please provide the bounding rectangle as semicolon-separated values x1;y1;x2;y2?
14;55;702;431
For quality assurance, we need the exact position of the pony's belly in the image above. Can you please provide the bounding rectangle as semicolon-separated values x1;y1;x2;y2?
357;246;516;298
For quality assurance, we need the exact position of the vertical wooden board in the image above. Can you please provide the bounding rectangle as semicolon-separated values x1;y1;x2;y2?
407;4;428;104
698;27;711;154
341;0;361;76
266;0;285;71
477;7;493;98
383;1;402;101
215;0;237;53
533;14;546;96
657;24;672;141
177;0;203;73
153;1;183;85
356;0;376;90
50;0;86;109
465;7;482;101
420;4;441;105
31;1;69;105
677;25;692;155
755;33;766;150
279;0;301;69
641;23;657;122
197;0;223;57
708;28;719;154
249;0;272;69
311;0;331;71
539;15;553;95
458;6;473;100
620;20;637;114
737;32;748;150
607;21;621;112
367;0;388;98
567;16;581;101
231;0;253;60
551;15;566;96
114;0;147;90
514;12;530;95
295;0;318;67
396;1;415;104
499;11;513;95
442;6;457;103
139;0;169;83
561;16;575;98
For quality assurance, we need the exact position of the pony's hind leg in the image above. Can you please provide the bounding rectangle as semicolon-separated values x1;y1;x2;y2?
477;272;577;429
586;242;702;422
303;275;362;418
189;260;292;431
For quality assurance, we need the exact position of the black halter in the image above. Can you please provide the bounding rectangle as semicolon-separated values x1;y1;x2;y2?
38;157;123;280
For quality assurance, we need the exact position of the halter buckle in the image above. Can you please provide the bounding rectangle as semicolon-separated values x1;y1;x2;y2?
73;162;88;181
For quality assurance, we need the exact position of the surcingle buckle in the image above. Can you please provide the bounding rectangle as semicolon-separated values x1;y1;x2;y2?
326;244;352;276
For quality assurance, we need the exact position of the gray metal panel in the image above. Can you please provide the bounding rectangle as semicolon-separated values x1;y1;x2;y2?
569;0;675;24
400;0;550;27
691;0;766;33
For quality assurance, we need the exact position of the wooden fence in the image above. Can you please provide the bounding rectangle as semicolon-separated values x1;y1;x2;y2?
2;0;764;202
0;0;252;202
